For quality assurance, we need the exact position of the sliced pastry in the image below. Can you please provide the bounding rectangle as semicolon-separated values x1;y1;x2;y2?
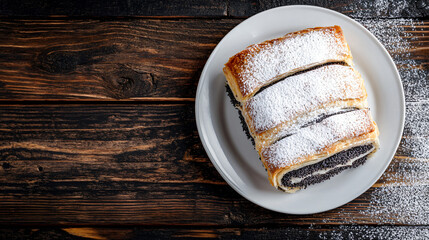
261;109;379;193
222;26;380;193
241;64;368;152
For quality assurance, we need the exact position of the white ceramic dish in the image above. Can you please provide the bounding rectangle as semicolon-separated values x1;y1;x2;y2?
195;5;405;214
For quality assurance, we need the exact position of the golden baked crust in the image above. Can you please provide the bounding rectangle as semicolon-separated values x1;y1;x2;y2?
223;26;353;103
249;99;369;152
222;26;380;193
260;109;379;192
239;64;368;152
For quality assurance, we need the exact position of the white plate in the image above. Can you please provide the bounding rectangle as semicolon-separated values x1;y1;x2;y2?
195;5;405;214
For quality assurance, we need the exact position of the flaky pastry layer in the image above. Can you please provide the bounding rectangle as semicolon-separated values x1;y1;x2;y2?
239;64;368;152
259;109;379;192
222;25;380;193
223;26;352;103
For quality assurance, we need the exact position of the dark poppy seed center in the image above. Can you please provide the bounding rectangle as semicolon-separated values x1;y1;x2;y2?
281;144;374;189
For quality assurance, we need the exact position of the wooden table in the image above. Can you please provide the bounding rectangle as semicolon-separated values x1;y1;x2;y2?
0;1;428;239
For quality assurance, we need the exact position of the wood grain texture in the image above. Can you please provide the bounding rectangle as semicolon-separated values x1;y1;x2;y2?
0;19;237;100
0;104;428;225
0;19;427;100
228;0;429;18
1;226;429;240
0;0;227;17
0;0;427;18
0;1;428;234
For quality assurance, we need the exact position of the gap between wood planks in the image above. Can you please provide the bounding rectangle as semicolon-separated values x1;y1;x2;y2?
0;98;196;105
0;15;428;20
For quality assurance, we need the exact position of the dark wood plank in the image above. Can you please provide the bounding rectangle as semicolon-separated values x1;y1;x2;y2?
0;0;227;17
0;19;427;101
0;0;427;18
1;226;429;240
0;103;428;225
0;19;238;100
228;0;429;18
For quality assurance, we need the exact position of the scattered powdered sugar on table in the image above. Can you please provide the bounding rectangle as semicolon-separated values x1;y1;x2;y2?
363;185;429;224
347;0;416;19
401;102;429;158
360;19;428;102
354;18;429;226
318;226;429;240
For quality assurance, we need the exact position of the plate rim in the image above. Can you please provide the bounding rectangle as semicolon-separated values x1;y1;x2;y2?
195;5;405;214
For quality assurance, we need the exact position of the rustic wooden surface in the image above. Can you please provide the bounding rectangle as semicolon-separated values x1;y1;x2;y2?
0;19;427;101
1;226;429;239
0;0;428;239
0;0;427;18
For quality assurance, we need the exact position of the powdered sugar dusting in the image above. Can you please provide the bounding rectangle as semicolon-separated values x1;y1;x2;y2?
358;102;429;224
263;110;373;171
355;19;429;225
233;27;349;98
318;225;429;240
245;65;364;133
362;185;429;225
347;0;417;19
312;19;428;226
360;19;428;102
400;102;429;158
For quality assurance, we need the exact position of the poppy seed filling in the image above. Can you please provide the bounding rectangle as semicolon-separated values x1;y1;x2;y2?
281;144;374;189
